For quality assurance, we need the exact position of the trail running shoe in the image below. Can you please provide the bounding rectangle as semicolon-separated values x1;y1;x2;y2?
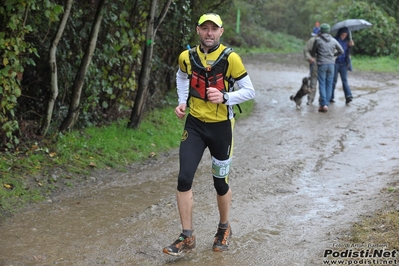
163;233;196;256
212;224;232;252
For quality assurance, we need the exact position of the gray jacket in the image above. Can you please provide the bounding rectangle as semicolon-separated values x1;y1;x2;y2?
311;33;344;65
303;36;317;62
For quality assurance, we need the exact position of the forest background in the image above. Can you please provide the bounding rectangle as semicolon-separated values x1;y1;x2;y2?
1;0;399;214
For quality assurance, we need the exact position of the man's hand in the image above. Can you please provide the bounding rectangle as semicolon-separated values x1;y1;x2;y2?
175;103;187;119
206;87;224;104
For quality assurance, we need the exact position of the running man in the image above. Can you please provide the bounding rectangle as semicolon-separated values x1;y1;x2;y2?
163;13;255;256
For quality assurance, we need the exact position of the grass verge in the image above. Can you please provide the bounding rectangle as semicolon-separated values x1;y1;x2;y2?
352;55;399;72
349;178;399;250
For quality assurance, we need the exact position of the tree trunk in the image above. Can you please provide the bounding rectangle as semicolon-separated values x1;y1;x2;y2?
38;0;74;136
59;0;105;133
127;0;172;129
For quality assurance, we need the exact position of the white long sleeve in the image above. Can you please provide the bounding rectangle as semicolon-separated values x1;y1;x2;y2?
224;75;255;105
176;68;189;105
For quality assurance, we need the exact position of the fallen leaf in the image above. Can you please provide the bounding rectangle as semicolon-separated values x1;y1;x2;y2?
31;144;39;151
4;183;14;189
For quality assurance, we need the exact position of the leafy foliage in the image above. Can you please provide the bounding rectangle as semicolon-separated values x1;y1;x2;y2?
363;0;399;23
0;1;56;149
82;3;147;126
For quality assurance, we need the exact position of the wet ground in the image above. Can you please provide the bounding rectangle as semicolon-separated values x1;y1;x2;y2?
1;54;399;266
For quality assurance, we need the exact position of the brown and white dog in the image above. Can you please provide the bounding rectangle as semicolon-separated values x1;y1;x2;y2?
290;77;314;109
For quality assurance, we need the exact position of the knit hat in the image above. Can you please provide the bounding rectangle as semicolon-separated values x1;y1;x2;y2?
197;13;223;27
320;23;330;33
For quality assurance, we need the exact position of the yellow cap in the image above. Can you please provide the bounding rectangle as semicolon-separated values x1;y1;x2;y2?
197;13;223;27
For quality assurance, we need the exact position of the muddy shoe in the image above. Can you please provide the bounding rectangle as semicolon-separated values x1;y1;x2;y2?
318;106;328;113
212;224;232;252
163;233;196;256
346;97;353;104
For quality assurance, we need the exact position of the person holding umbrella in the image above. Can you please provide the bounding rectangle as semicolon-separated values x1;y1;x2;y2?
331;27;354;104
330;19;372;103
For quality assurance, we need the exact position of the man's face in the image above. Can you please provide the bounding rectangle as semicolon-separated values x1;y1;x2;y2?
197;21;224;49
340;32;348;40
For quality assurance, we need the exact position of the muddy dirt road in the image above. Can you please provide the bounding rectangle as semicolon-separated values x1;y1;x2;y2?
1;54;399;266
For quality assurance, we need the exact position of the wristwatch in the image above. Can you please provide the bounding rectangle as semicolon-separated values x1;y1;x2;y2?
222;92;229;104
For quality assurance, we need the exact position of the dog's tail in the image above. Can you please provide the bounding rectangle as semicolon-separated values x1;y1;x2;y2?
290;95;294;101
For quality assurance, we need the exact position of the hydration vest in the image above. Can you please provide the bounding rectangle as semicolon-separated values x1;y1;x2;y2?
188;47;235;101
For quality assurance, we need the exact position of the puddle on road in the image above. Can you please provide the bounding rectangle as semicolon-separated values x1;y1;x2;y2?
293;171;346;223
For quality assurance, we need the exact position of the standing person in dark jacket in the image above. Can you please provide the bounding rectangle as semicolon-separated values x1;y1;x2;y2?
331;27;354;104
311;23;344;113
